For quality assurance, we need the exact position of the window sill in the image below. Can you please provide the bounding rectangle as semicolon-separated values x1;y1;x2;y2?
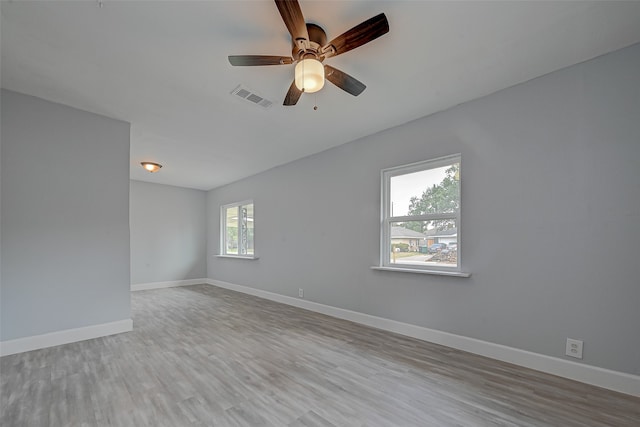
370;266;471;277
216;255;260;260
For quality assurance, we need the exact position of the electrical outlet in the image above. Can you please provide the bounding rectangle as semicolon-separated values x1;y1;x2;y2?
298;288;304;298
565;338;583;359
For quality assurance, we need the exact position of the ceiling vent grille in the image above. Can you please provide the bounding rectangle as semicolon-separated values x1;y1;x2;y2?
230;85;273;109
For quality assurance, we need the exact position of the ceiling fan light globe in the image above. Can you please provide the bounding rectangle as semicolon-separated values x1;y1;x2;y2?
295;59;324;93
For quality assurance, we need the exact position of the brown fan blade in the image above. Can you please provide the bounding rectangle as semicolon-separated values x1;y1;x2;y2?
322;13;389;59
228;55;293;66
324;65;366;96
275;0;309;50
283;80;303;106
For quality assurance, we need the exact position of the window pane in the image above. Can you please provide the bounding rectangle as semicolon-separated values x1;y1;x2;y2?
390;221;458;268
240;203;254;255
225;206;238;254
390;163;459;217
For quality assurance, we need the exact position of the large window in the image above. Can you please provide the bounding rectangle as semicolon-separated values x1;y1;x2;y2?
381;154;461;273
221;201;254;257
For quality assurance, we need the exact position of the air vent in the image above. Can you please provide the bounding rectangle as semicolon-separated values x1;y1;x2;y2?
246;93;262;103
236;88;251;98
230;85;273;109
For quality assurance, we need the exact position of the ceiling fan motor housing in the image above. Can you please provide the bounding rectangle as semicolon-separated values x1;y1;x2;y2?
292;23;328;61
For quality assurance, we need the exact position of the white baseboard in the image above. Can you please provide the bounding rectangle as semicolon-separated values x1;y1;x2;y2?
131;278;207;292
205;278;640;397
0;319;133;357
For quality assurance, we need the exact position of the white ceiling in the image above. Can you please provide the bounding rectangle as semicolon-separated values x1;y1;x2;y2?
2;1;640;191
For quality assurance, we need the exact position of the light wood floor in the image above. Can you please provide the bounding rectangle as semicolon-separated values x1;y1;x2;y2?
1;284;639;426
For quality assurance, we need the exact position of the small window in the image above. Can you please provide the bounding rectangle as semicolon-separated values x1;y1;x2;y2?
381;154;461;272
221;201;254;256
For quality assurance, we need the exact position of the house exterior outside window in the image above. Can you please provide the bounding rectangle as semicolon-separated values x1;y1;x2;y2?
221;201;254;257
380;154;462;274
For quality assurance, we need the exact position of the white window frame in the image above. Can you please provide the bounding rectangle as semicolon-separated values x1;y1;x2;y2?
220;200;256;259
376;154;469;277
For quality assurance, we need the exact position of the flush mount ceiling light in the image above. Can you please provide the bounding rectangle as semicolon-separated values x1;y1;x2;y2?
141;162;162;173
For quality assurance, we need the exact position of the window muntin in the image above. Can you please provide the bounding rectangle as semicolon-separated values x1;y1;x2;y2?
382;155;461;272
221;201;254;256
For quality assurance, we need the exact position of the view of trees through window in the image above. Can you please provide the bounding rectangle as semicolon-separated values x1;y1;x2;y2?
222;202;254;256
405;163;459;233
387;157;460;269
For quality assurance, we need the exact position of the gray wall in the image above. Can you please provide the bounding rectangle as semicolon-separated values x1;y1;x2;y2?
1;90;131;341
207;43;640;375
130;180;206;285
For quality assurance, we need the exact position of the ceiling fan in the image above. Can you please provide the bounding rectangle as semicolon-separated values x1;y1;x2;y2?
228;0;389;106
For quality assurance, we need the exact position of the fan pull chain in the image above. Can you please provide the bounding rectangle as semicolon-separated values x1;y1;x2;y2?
313;94;318;111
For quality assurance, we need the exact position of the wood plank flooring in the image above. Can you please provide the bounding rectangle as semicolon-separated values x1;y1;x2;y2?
2;284;639;426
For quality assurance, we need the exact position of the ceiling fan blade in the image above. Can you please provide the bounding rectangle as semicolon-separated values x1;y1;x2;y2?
283;80;303;106
274;0;310;50
322;13;389;59
324;65;366;96
228;55;294;66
